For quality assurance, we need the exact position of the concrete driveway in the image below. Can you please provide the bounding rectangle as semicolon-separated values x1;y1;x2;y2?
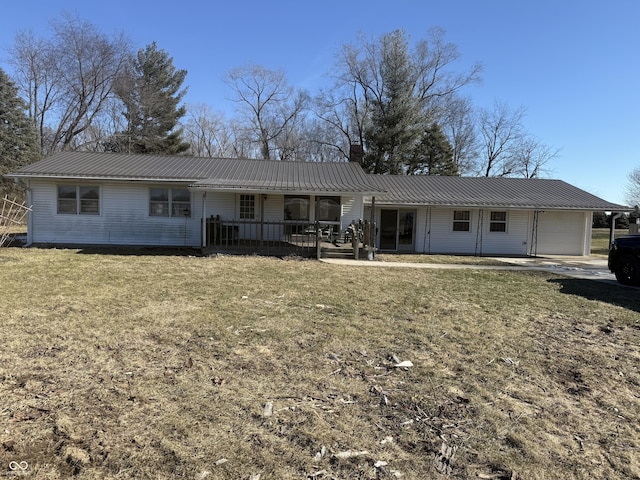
320;255;619;284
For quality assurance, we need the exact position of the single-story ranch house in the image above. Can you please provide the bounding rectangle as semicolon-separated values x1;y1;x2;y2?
6;151;628;256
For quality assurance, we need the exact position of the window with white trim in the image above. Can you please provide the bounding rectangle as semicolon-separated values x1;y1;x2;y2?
149;188;191;217
240;194;255;219
489;211;507;232
57;185;100;215
452;210;470;232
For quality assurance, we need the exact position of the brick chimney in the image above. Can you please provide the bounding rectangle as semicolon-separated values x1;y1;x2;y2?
349;143;364;163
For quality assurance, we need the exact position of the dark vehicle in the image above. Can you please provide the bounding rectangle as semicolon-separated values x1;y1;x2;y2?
608;235;640;285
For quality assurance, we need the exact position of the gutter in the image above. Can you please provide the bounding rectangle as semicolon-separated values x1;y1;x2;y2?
6;173;386;197
610;212;623;247
6;173;203;183
363;201;631;212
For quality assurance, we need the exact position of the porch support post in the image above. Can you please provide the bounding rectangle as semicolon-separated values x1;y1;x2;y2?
260;194;265;245
369;196;376;258
201;191;207;248
316;221;321;259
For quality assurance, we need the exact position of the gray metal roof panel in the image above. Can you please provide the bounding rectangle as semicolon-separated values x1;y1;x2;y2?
8;152;627;210
367;175;629;211
9;152;382;193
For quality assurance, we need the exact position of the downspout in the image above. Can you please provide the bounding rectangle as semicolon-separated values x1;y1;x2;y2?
530;211;541;257
424;207;431;254
610;212;622;248
201;191;207;249
26;180;33;247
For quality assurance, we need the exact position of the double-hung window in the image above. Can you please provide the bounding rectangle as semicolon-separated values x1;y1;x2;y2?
57;185;100;215
452;210;470;232
150;188;191;217
489;211;507;232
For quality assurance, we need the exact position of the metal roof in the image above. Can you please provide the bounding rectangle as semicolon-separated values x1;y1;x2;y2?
366;175;629;211
9;152;382;194
191;160;383;194
7;152;629;210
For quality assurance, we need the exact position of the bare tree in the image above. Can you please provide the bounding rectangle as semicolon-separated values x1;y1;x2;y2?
182;103;236;157
8;30;60;154
225;64;309;160
626;167;640;206
511;137;560;178
9;14;130;154
477;101;526;176
311;85;369;161
439;95;478;175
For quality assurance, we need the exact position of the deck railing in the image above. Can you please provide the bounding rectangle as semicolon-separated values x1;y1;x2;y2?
204;217;338;257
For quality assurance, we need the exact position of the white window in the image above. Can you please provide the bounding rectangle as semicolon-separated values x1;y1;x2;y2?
150;188;191;217
489;211;507;232
452;210;470;232
240;195;255;219
57;185;100;215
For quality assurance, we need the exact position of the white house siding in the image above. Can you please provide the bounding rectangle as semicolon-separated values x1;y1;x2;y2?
478;210;530;256
534;210;591;256
29;180;201;247
419;208;472;254
396;207;530;255
203;191;236;220
342;196;364;231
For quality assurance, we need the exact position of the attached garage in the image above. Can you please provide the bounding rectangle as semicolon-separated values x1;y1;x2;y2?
364;175;628;256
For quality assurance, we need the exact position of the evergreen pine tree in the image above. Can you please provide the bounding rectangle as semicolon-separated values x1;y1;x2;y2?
362;31;423;174
115;42;189;154
407;123;458;175
0;67;39;197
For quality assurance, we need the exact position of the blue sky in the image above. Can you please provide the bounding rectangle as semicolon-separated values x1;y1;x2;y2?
1;0;638;206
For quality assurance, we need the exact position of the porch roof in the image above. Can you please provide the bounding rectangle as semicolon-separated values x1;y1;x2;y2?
190;160;383;194
366;175;630;211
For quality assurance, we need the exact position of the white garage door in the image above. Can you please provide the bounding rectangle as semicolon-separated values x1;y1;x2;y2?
535;211;587;255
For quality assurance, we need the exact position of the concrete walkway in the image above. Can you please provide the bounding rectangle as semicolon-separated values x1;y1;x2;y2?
320;255;618;284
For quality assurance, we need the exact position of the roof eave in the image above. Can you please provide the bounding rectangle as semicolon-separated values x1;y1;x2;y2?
189;184;384;196
6;173;199;183
365;199;632;211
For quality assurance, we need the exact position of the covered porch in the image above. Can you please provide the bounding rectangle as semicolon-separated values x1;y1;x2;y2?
194;188;371;258
188;159;383;257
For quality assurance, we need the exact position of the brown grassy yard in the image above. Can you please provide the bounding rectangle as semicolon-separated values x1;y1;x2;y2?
0;248;638;479
591;228;628;257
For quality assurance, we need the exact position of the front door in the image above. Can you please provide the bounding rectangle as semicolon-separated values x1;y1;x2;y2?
380;209;416;251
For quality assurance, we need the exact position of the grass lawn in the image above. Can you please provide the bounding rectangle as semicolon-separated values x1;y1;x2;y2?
591;228;628;257
0;249;638;479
